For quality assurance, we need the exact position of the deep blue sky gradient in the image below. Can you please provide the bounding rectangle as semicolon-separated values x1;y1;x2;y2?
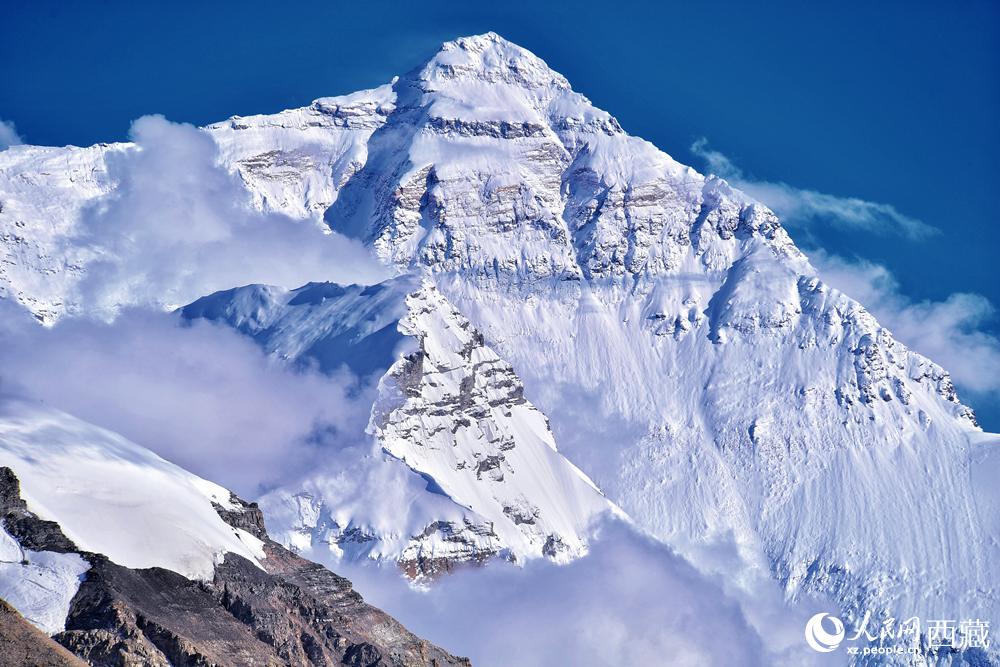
2;0;998;425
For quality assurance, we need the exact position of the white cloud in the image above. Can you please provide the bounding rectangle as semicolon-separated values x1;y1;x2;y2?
0;119;22;150
690;139;937;239
812;250;1000;398
337;519;839;667
0;301;378;496
72;115;390;316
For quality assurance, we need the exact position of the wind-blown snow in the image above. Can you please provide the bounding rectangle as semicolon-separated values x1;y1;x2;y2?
0;399;266;581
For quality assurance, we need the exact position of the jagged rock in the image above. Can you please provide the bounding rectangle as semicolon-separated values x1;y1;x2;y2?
0;467;77;554
212;492;270;542
0;463;469;666
370;284;616;565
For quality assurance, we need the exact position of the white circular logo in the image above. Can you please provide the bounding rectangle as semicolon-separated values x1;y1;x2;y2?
805;612;845;652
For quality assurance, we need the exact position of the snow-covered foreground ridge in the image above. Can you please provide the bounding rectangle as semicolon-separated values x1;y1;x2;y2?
0;399;267;581
0;398;264;634
0;31;998;656
0;400;470;665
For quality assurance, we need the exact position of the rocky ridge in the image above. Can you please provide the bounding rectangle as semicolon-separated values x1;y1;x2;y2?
0;464;468;667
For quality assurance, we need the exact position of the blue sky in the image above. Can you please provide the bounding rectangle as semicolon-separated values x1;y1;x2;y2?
2;0;998;427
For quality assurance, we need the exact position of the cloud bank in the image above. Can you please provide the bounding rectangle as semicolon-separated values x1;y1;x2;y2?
690;139;936;239
337;519;839;667
0;301;379;496
0;119;22;150
73;115;389;316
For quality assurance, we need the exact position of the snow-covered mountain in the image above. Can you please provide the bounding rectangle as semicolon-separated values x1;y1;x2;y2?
1;30;997;663
0;398;468;665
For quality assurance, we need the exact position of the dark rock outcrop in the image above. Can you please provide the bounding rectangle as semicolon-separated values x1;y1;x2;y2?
0;599;87;667
0;467;77;554
0;467;470;666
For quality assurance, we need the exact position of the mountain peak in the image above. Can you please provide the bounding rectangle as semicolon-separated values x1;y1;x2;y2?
414;32;570;92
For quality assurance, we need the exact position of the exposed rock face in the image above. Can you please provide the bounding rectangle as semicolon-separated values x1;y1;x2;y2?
372;284;616;566
211;492;270;541
0;599;86;667
0;466;469;667
0;467;77;555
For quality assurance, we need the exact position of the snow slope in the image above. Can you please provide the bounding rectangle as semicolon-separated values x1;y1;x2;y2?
0;399;266;581
0;524;88;635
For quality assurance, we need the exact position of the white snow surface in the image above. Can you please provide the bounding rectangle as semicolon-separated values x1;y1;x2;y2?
0;524;88;635
0;31;998;656
0;399;266;581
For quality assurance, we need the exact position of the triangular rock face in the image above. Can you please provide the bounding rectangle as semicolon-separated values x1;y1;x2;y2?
183;279;617;575
0;31;998;661
371;283;617;563
0;402;469;666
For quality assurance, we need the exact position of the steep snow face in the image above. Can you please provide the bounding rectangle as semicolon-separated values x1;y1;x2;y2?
0;399;266;581
0;525;88;635
183;279;617;574
438;278;998;624
0;143;128;321
205;83;395;222
371;283;617;563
